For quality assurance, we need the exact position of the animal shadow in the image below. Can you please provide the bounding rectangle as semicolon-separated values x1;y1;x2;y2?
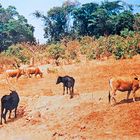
116;97;140;105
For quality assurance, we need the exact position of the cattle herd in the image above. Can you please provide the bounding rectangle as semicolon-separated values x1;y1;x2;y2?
5;66;43;80
0;64;140;125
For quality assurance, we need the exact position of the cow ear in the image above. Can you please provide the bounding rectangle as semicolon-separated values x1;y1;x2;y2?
9;89;13;92
134;77;139;80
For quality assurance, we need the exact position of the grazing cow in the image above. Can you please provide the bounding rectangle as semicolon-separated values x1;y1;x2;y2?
56;75;75;99
0;90;20;124
24;67;43;78
108;77;139;105
5;69;24;80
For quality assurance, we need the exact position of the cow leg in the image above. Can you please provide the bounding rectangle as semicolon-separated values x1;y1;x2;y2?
132;88;137;102
39;74;42;78
16;73;20;80
34;72;37;77
0;115;2;125
70;87;73;99
28;73;31;78
126;91;131;100
26;72;30;78
72;86;74;94
0;107;4;125
63;86;65;95
110;89;117;105
8;110;12;119
3;109;8;123
0;114;2;125
66;87;68;94
15;107;17;118
111;96;116;105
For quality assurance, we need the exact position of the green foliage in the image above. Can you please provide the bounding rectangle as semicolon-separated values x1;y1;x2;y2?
113;44;125;59
34;1;77;42
113;10;134;34
48;44;65;59
80;36;97;60
80;37;94;55
120;28;135;37
34;0;136;43
73;3;99;36
108;35;140;59
86;48;96;60
4;44;30;63
1;34;140;66
0;4;35;51
79;33;140;60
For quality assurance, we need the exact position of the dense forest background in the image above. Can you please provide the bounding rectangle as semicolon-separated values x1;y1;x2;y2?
0;0;140;65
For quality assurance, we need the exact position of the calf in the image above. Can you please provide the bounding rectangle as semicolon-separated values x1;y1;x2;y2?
24;67;43;78
56;75;75;99
0;90;20;124
108;77;139;105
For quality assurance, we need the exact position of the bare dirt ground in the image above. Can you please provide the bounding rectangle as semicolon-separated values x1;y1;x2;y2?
0;55;140;140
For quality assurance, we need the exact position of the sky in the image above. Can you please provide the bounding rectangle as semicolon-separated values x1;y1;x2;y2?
0;0;140;43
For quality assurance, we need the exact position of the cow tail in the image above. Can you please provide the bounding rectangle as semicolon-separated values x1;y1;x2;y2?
108;78;112;103
108;91;111;103
0;99;3;124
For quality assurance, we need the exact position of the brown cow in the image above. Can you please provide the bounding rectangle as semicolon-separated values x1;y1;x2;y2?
24;67;43;78
5;69;24;80
108;76;140;105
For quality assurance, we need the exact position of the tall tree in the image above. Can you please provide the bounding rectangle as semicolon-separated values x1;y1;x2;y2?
34;1;77;42
88;0;134;36
34;0;136;43
72;3;99;36
113;10;134;34
0;4;35;51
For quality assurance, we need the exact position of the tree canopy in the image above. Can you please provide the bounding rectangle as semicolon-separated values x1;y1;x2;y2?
0;3;35;51
0;0;140;50
34;0;139;42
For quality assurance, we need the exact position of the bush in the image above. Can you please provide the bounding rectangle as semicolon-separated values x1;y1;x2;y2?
0;54;17;65
4;44;31;63
121;28;135;38
48;44;65;60
1;32;140;65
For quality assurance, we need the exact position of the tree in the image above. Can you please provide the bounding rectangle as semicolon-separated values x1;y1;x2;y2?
133;13;140;31
34;1;77;42
72;3;99;36
34;0;136;43
0;4;35;51
88;8;112;37
113;10;134;34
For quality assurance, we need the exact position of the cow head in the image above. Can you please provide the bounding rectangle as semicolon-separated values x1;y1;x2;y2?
9;90;17;95
56;76;62;84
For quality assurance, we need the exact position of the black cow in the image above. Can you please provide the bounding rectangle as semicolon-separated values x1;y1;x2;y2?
56;76;75;99
0;90;20;124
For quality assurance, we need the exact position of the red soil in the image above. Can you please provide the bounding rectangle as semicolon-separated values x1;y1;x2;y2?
0;55;140;140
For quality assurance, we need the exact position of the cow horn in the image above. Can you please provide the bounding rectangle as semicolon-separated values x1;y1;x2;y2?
134;73;138;77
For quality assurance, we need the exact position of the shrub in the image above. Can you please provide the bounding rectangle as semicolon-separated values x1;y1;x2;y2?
121;28;135;38
4;44;30;63
48;44;65;60
1;32;140;65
